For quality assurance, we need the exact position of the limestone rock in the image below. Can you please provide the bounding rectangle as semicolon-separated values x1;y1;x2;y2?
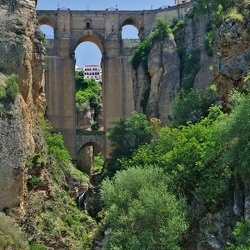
214;9;250;106
147;39;180;124
176;15;214;90
0;0;45;211
133;64;151;114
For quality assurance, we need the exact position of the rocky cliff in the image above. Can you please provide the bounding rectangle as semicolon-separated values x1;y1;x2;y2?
0;0;45;213
133;14;214;125
133;37;180;125
195;2;250;249
214;0;250;106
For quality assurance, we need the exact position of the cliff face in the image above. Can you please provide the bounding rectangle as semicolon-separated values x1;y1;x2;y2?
0;0;45;212
214;1;250;106
133;15;214;125
195;3;250;249
133;37;180;125
133;4;250;249
181;16;214;90
147;39;180;124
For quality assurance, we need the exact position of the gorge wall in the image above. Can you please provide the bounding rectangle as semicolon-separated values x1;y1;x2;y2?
133;15;214;125
214;1;250;106
0;0;45;212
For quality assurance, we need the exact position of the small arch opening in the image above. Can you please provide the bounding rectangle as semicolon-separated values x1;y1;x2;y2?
122;25;139;39
121;18;140;40
77;142;104;176
39;24;54;39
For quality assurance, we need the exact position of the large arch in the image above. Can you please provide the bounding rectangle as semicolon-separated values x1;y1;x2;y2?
74;34;104;55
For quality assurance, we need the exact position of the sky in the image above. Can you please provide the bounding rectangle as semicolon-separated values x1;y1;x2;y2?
37;0;175;67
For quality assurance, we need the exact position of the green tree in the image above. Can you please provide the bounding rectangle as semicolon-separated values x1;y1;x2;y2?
106;111;152;159
217;92;250;181
227;220;250;250
2;74;19;103
171;87;218;126
75;70;102;126
100;166;188;250
122;106;231;205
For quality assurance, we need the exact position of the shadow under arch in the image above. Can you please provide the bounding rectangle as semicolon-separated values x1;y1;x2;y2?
121;18;141;33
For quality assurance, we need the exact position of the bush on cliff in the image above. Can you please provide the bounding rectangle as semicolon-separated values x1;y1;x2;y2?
0;74;19;104
0;212;29;249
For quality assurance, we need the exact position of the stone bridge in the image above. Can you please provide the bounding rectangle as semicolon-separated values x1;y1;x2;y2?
76;133;106;157
36;2;192;162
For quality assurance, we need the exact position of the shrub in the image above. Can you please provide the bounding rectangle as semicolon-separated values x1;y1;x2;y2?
0;212;29;249
30;242;47;250
5;74;19;102
0;86;6;101
92;153;104;174
41;120;71;164
227;220;250;249
28;176;41;186
171;87;218;126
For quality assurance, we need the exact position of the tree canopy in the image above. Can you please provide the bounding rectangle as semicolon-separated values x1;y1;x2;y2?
106;111;152;159
100;166;188;250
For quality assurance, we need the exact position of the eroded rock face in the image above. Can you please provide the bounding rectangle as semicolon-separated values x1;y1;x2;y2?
133;38;180;125
214;4;250;106
0;0;45;212
185;16;214;90
147;39;180;124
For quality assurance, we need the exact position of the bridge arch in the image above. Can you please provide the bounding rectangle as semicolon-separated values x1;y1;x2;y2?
121;18;141;31
77;141;104;158
77;141;105;175
121;18;141;40
74;34;104;55
38;17;55;29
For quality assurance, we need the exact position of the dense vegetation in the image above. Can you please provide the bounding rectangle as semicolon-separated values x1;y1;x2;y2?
171;87;218;126
101;166;188;250
103;111;152;177
100;87;250;248
21;120;96;249
0;212;29;249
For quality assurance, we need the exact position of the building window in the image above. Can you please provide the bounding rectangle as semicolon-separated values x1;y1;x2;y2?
86;22;91;29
